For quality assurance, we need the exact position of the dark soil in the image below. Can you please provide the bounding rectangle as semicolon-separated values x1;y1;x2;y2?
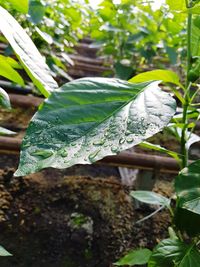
0;106;174;267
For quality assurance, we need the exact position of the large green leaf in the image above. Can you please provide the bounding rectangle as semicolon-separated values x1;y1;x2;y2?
148;239;200;267
15;78;176;176
0;56;24;86
129;70;182;87
175;160;200;236
114;248;152;266
0;6;58;97
130;191;171;208
0;245;12;256
0;87;11;109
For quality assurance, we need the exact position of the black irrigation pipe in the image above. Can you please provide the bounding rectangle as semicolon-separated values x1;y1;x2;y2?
0;136;180;174
0;80;33;95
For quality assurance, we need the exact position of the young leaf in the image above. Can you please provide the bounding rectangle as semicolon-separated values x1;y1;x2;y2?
0;126;16;136
130;191;171;208
174;160;200;236
0;245;12;256
114;248;152;266
139;141;180;162
14;78;176;176
0;6;58;97
0;56;24;86
148;239;200;267
129;70;182;87
0;87;11;109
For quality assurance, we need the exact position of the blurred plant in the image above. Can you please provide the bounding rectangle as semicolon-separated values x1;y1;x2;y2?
89;0;187;79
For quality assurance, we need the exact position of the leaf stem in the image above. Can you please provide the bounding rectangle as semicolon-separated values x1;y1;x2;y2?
180;9;192;168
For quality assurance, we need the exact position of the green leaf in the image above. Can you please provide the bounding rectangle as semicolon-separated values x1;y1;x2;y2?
175;160;200;213
0;6;58;97
187;5;200;14
166;0;185;11
114;248;152;266
139;141;180;162
0;126;16;136
129;70;182;87
148;239;200;267
0;245;12;256
130;191;171;208
0;56;24;86
2;0;29;13
14;78;176;176
175;160;200;236
0;55;22;69
0;87;11;109
28;0;46;24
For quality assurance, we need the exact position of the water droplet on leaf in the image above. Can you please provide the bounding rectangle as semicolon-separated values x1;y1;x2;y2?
111;146;119;153
126;137;133;143
88;149;100;163
31;150;53;159
58;148;68;157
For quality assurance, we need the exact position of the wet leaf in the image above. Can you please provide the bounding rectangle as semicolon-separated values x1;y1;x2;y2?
15;78;176;176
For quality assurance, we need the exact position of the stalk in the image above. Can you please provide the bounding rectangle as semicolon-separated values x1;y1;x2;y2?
180;7;192;168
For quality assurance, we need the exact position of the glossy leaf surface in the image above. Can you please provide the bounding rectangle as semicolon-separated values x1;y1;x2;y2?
130;191;170;208
129;70;182;87
0;6;58;97
15;78;176;176
148;238;200;267
114;248;151;266
0;87;11;109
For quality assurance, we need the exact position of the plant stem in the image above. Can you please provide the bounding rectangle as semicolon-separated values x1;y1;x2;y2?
180;10;192;168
